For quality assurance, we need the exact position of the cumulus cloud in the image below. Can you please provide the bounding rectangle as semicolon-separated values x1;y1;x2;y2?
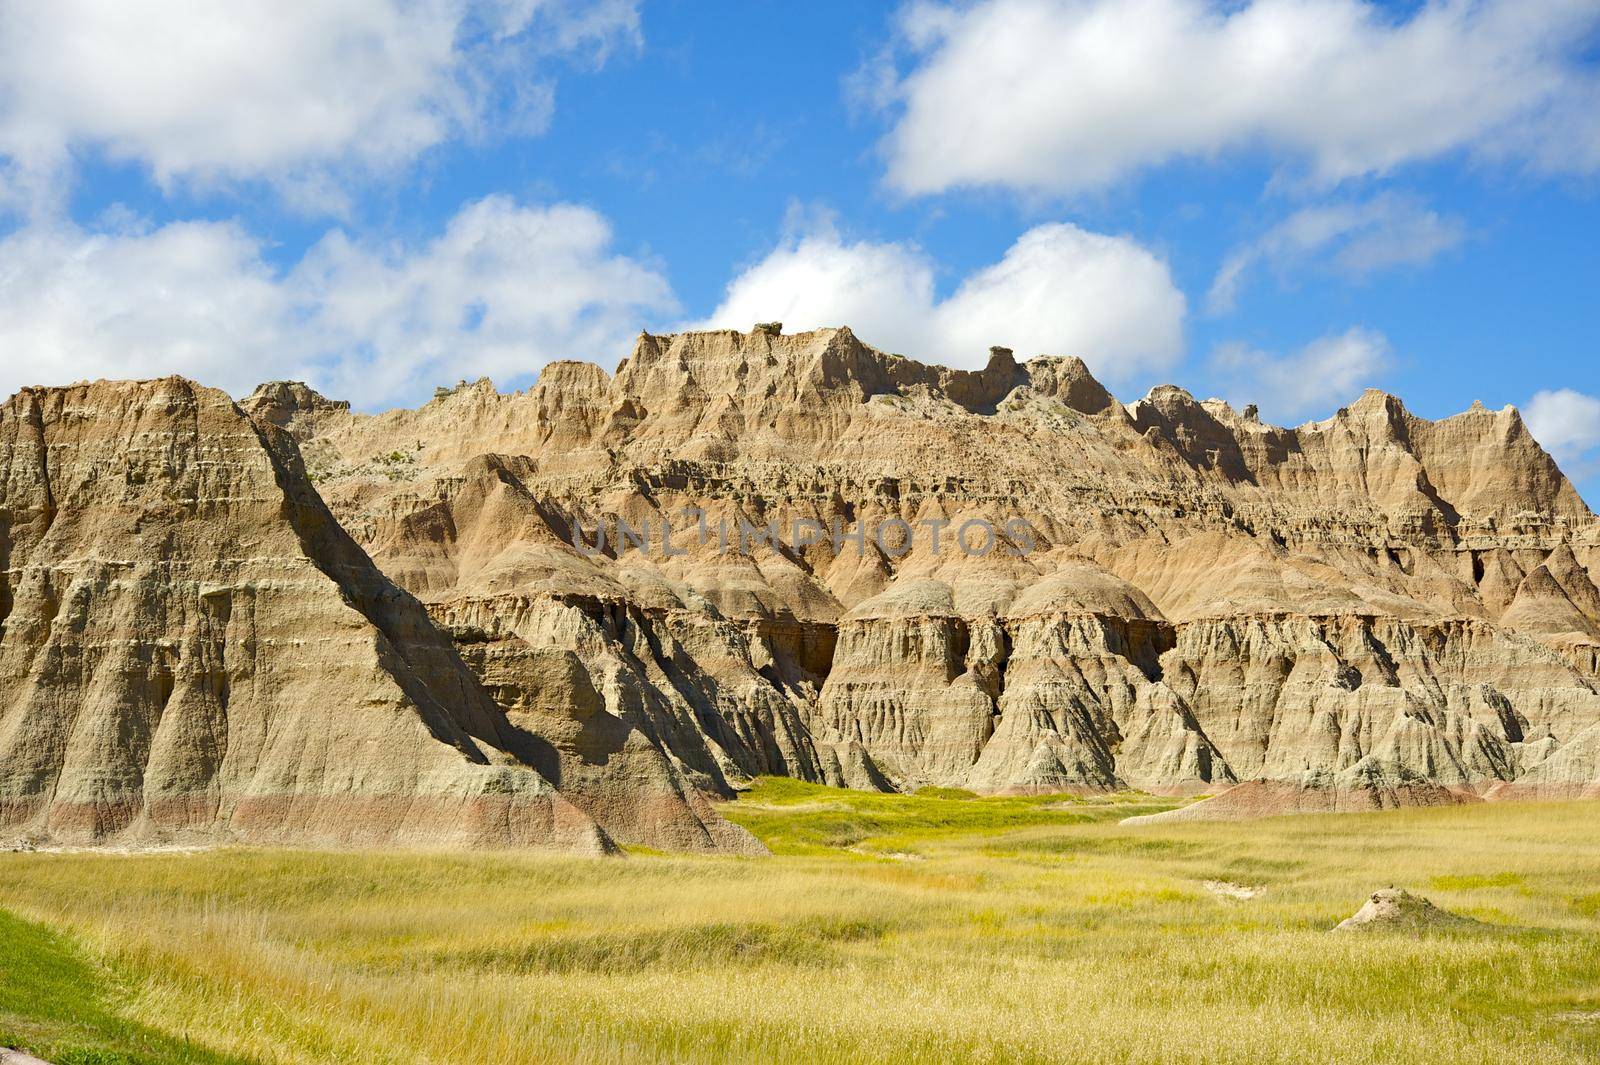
0;196;677;408
0;217;299;397
0;0;640;213
1208;194;1467;313
1209;327;1391;422
295;196;679;403
701;219;1186;379
871;0;1600;197
1525;388;1600;479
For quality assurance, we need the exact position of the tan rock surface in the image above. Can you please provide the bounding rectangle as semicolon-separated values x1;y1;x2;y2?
249;326;1599;819
1331;887;1477;932
0;379;617;852
6;325;1599;847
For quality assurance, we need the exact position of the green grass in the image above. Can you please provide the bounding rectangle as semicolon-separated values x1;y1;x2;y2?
0;784;1598;1063
0;909;251;1065
1430;871;1528;891
724;774;1178;854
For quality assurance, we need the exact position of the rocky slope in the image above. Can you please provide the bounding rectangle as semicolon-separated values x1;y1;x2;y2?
4;326;1598;848
245;327;1600;818
0;378;753;852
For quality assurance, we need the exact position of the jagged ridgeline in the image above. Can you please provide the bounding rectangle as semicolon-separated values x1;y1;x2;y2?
3;326;1599;852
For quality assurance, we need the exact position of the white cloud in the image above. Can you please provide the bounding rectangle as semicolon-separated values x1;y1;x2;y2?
873;0;1600;197
1525;388;1600;478
1209;327;1391;422
0;0;640;213
0;196;677;408
295;196;679;403
701;219;1186;379
0;218;299;397
1208;194;1466;313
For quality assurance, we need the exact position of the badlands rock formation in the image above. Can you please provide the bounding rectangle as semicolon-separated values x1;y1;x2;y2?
2;379;642;852
4;326;1599;848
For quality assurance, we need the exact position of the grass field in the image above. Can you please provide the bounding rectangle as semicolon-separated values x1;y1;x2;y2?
2;781;1599;1064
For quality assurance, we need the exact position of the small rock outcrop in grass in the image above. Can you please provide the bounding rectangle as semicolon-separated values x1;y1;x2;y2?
0;1048;53;1064
1332;888;1477;932
1203;880;1265;900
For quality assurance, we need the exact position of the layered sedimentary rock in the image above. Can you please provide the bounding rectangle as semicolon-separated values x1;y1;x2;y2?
0;378;748;852
6;324;1598;846
228;326;1600;818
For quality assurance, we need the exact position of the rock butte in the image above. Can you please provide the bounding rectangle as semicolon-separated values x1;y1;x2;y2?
2;326;1599;854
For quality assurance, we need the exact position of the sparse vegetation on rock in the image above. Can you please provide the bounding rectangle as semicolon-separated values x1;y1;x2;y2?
1332;887;1479;932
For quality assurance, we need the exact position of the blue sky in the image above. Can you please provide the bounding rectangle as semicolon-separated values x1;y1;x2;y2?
1;0;1597;498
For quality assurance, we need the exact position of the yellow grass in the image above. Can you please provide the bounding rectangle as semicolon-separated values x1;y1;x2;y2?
3;782;1599;1064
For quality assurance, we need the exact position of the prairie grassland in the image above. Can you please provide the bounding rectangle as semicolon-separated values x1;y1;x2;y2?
2;781;1599;1064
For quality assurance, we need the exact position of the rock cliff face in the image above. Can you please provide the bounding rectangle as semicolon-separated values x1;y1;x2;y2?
0;378;731;852
5;326;1598;847
245;327;1600;816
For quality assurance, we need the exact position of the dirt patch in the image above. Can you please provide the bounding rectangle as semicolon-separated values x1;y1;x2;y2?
853;848;925;861
1;1048;54;1064
1203;879;1265;900
1332;888;1478;932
